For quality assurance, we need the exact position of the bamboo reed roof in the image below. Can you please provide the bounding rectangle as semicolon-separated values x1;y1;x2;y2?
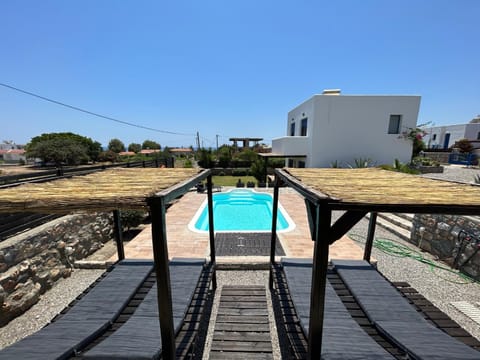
0;168;204;214
283;168;480;209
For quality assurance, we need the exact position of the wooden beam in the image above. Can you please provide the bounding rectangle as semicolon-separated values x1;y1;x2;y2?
329;210;368;244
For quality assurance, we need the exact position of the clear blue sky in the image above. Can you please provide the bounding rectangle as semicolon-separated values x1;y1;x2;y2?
1;0;479;149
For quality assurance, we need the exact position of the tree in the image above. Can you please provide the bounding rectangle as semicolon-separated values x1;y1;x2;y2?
88;141;103;162
250;159;266;182
97;150;119;162
142;140;161;150
108;138;125;153
26;132;96;166
454;138;474;153
218;145;233;168
236;149;258;162
128;143;142;153
197;148;214;168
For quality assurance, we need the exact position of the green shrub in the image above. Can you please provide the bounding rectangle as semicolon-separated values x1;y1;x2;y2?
120;210;146;232
348;157;375;168
474;174;480;184
330;160;340;168
379;159;420;174
453;138;474;153
232;169;248;177
412;156;439;167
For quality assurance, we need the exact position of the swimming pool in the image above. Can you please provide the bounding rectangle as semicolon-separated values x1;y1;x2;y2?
189;189;295;232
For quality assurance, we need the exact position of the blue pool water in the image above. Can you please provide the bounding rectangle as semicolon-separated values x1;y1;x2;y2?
191;189;293;232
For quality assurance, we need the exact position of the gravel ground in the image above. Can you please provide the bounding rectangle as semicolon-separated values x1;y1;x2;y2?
0;268;104;350
1;165;479;355
346;219;480;342
345;165;480;342
421;164;480;183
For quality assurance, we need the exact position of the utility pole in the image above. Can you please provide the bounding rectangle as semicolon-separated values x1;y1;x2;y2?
196;132;200;150
216;134;219;160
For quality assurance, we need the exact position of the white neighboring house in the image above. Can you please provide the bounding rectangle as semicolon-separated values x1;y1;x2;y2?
271;90;421;168
423;118;480;149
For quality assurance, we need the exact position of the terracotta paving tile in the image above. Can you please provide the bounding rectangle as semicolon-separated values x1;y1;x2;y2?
114;188;366;262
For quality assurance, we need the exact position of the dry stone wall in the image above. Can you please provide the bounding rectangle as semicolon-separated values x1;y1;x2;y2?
411;214;480;280
0;213;113;326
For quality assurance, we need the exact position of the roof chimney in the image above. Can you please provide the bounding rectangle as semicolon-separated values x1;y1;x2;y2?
322;89;341;95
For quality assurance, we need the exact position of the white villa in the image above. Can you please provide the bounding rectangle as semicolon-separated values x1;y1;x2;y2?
271;90;421;168
423;119;480;150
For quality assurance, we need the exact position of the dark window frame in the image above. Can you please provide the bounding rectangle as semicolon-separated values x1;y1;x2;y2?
301;118;308;136
388;115;402;134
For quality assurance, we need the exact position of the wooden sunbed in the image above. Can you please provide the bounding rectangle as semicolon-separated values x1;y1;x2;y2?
82;258;205;359
332;259;480;360
0;260;154;360
0;259;208;360
282;258;394;359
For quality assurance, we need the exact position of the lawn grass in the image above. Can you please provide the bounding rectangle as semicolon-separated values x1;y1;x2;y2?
211;175;257;186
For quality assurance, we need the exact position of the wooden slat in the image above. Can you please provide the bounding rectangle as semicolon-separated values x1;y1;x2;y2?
209;285;273;358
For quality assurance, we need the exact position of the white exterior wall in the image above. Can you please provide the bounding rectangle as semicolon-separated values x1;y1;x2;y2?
272;94;421;168
424;123;480;149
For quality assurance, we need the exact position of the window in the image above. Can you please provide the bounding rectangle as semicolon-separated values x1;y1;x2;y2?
477;132;480;140
433;134;437;141
301;118;308;136
298;160;306;168
388;115;402;134
288;159;294;167
290;122;295;136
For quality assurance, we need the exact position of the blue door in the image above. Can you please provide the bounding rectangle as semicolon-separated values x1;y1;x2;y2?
443;133;451;149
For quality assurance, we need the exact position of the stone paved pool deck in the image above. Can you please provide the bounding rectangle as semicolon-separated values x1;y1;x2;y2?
110;187;365;264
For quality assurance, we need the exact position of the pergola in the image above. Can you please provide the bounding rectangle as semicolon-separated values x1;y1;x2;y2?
268;167;480;359
0;167;217;360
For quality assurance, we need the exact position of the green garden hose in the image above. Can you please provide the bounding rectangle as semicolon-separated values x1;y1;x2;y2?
348;233;479;285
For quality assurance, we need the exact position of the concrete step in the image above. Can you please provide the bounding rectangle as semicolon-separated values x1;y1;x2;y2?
393;212;415;222
366;213;411;242
378;213;413;232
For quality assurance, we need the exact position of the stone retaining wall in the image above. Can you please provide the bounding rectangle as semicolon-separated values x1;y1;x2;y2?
0;213;113;326
411;214;480;280
422;151;450;164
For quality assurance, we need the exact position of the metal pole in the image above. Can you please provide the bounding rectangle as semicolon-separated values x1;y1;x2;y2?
148;197;176;360
364;212;377;262
308;204;331;359
206;174;217;289
269;174;280;289
112;210;125;261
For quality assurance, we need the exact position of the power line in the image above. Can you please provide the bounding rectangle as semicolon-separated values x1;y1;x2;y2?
0;82;195;137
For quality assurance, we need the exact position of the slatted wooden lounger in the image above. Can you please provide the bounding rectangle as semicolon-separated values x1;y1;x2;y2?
0;260;154;360
332;259;480;360
281;258;394;359
81;258;205;359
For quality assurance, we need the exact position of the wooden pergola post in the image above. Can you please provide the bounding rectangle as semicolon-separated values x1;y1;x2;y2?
112;210;125;261
148;196;176;360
